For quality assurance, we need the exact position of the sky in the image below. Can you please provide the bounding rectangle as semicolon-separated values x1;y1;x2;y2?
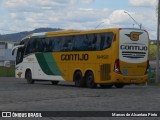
0;0;158;39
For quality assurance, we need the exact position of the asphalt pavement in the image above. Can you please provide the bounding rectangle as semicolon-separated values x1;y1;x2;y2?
0;77;160;120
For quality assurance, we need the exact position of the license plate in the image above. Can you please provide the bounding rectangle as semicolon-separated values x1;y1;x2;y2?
131;79;137;83
122;68;128;76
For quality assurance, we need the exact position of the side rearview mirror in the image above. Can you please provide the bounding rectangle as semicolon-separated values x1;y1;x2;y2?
12;45;24;55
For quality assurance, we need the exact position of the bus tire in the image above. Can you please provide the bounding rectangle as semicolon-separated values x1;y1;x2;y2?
100;84;113;89
26;70;34;84
74;71;85;87
115;83;124;88
85;71;96;88
51;81;59;85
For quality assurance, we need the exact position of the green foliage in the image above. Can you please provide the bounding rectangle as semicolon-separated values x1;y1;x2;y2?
0;66;15;77
148;72;156;84
148;69;160;85
149;44;157;58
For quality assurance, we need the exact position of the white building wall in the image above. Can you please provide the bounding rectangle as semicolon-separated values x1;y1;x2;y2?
0;41;18;66
0;49;5;66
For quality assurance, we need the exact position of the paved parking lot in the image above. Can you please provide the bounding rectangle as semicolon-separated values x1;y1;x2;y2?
0;77;160;119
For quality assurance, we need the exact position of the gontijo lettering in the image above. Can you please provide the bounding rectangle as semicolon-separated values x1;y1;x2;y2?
120;45;148;51
61;54;89;61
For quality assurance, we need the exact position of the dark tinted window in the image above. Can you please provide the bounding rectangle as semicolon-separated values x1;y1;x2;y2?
99;32;113;50
43;38;50;52
62;36;73;51
16;38;29;64
20;38;29;51
24;32;113;55
20;38;29;46
25;38;37;55
86;34;98;50
36;38;46;52
73;34;99;51
73;35;89;51
16;47;24;64
25;38;50;55
48;37;62;52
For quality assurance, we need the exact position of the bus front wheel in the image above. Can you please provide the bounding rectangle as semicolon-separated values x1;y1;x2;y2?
74;71;85;87
51;81;59;85
26;70;35;84
85;71;96;88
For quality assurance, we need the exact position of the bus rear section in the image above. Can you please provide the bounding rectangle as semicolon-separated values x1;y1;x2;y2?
113;28;149;87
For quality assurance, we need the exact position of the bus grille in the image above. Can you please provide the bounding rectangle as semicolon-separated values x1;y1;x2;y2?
100;64;111;81
122;52;146;58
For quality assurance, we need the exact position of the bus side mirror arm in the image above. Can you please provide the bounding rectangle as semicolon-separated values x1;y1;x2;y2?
12;45;24;55
12;48;16;55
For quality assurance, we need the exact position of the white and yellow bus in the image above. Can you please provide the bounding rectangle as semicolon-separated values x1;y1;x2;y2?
12;28;149;88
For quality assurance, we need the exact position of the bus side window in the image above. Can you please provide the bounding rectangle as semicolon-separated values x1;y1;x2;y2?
85;34;91;50
68;39;73;51
37;38;45;52
51;37;62;52
35;39;39;52
25;40;31;55
48;38;55;52
73;35;85;51
83;35;89;50
25;38;37;55
73;34;98;51
16;47;25;64
62;36;73;51
57;37;62;52
100;32;113;50
87;34;98;51
94;34;99;50
32;39;38;52
100;35;106;50
43;38;50;52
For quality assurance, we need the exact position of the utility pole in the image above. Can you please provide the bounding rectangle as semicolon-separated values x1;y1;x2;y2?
124;11;142;29
156;0;160;83
95;22;104;29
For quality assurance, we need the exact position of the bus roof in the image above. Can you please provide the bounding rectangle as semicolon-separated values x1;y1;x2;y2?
28;28;119;38
21;28;146;40
47;28;146;36
46;28;119;37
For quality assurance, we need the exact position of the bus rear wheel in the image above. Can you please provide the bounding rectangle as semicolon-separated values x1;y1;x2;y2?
26;70;34;84
51;81;59;85
74;71;85;87
85;71;96;88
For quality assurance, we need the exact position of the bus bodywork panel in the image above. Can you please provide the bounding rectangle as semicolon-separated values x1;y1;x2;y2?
113;73;148;84
15;28;149;86
119;29;148;63
51;50;112;83
16;54;65;81
117;29;149;84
